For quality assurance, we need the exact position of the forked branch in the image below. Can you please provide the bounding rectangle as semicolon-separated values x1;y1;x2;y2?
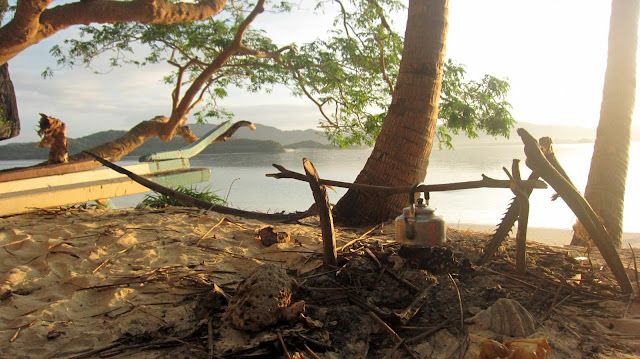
267;163;547;195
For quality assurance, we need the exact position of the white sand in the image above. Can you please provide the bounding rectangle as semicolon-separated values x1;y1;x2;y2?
0;208;325;358
1;208;638;358
453;223;640;248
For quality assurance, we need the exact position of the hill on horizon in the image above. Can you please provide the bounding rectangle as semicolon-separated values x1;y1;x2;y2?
189;123;329;146
1;121;638;161
197;121;640;145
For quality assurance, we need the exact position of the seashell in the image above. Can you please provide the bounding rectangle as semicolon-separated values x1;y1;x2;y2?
467;298;535;337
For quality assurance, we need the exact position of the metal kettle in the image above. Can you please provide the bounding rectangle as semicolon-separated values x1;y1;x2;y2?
395;183;446;247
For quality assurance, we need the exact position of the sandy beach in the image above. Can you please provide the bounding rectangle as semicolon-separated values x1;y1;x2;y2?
1;207;639;358
0;208;329;358
454;223;640;248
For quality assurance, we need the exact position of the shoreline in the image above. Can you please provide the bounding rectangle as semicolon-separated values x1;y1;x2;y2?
453;222;640;248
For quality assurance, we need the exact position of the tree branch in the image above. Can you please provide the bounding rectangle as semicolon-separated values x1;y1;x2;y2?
237;44;293;60
0;0;228;65
303;158;337;266
83;151;314;222
376;36;394;94
162;0;265;141
267;163;547;194
67;116;199;162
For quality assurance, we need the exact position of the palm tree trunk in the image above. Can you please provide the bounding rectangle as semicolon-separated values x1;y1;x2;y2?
0;62;20;140
333;0;449;225
572;0;639;248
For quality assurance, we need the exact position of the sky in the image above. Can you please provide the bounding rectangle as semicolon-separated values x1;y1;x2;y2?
2;0;630;143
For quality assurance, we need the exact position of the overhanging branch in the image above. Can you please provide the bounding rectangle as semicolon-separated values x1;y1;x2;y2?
0;0;228;65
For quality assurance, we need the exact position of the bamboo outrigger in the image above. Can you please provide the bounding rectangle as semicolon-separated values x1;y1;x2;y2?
0;120;251;216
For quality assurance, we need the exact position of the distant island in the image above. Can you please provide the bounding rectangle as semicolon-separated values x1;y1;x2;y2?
0;123;333;160
1;121;638;161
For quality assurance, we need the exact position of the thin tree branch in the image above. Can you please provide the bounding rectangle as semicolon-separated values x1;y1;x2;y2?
83;151;313;222
0;0;228;65
162;0;266;140
267;163;547;194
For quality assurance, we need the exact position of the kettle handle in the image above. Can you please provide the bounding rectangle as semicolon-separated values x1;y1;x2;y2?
408;183;422;205
409;182;430;205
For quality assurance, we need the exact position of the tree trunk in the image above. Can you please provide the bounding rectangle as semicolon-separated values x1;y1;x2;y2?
0;62;20;140
572;0;639;248
333;0;449;225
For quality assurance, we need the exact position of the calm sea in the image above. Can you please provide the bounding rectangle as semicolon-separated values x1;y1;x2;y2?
2;142;639;235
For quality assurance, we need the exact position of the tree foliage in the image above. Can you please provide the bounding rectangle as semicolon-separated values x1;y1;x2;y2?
46;0;515;148
0;0;228;66
47;1;288;125
438;59;515;149
0;0;8;22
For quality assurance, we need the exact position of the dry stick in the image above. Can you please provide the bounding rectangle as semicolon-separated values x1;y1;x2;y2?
277;331;292;359
381;339;405;359
395;282;437;325
630;245;640;293
364;247;382;269
207;318;214;358
303;158;337;266
518;128;634;295
302;343;322;359
543;294;572;323
542;283;565;322
298;334;333;351
405;319;453;344
66;343;124;359
196;217;228;246
447;273;464;331
338;223;383;251
267;164;547;194
481;268;555;296
367;311;418;359
503;165;530;275
480;138;555;265
82;151;314;223
501;267;622;301
349;293;396;322
384;268;422;292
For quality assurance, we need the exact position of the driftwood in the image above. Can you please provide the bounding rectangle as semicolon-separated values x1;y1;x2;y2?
482;142;547;264
83;152;314;223
211;121;256;143
480;137;564;265
37;113;68;164
267;164;547;194
517;128;634;295
303;158;337;266
503;164;529;275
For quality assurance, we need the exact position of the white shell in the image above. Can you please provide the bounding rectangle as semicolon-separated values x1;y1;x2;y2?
467;298;535;337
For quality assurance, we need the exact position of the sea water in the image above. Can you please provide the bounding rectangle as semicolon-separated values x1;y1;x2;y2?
2;142;639;235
